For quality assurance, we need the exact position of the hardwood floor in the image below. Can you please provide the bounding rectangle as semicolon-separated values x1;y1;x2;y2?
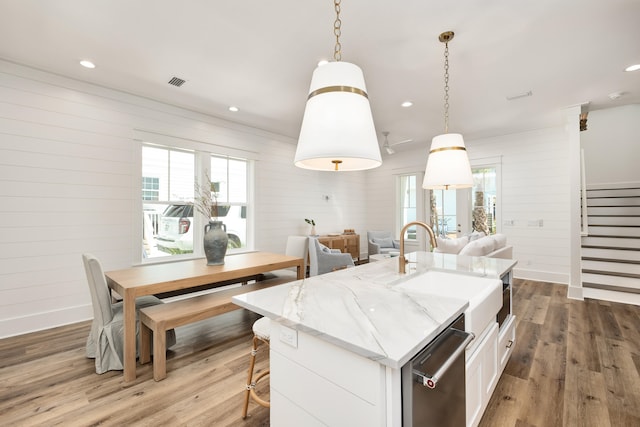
480;280;640;427
1;279;639;426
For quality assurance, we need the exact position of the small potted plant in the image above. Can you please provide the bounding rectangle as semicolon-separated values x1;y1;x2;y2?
305;218;317;236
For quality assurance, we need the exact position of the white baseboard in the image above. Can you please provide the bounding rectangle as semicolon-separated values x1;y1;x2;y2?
0;304;93;339
567;285;584;300
512;268;569;285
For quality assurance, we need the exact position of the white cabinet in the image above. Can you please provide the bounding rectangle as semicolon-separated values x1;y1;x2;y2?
498;314;516;373
466;322;499;427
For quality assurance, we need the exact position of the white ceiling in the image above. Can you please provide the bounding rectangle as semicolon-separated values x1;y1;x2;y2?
1;0;639;153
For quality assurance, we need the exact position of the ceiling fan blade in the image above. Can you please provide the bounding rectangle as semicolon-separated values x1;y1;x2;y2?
389;138;413;147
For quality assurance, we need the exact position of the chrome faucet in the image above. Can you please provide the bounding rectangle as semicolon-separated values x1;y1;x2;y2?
399;221;438;274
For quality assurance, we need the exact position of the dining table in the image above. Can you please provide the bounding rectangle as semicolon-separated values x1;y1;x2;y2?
104;251;304;382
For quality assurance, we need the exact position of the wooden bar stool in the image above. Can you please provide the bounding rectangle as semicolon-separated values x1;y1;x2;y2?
242;317;271;418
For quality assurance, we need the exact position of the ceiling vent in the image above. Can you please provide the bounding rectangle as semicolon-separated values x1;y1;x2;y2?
168;77;186;87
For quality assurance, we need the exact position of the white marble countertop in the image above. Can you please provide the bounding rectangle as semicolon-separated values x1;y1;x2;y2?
233;251;516;369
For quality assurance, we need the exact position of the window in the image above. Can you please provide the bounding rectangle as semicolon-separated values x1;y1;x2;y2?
209;155;248;249
141;177;160;200
142;145;195;259
399;174;417;240
141;143;252;260
431;189;457;238
471;167;497;235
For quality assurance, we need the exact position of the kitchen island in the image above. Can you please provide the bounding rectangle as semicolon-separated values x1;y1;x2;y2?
233;251;517;426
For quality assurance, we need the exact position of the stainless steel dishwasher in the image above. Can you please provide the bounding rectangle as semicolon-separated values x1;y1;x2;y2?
401;314;474;427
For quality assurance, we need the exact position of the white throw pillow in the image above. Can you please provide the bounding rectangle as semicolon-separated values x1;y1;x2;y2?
434;236;468;254
491;234;507;249
468;231;486;242
459;236;496;257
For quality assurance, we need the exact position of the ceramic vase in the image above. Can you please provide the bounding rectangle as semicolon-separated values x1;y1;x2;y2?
310;226;317;236
204;220;228;265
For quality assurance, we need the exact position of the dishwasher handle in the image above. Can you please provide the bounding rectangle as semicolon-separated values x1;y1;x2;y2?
413;329;475;389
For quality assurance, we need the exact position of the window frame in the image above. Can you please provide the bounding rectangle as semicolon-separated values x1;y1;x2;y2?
135;133;254;265
395;171;427;250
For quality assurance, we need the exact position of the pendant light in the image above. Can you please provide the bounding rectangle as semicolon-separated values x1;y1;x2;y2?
423;31;473;189
294;0;381;171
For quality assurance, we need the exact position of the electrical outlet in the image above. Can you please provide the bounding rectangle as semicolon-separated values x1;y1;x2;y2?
279;325;298;348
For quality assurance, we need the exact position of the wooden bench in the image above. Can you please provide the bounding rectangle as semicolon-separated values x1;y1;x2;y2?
139;277;290;381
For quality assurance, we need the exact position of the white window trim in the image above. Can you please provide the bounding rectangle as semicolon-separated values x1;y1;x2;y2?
395;171;427;251
134;131;255;266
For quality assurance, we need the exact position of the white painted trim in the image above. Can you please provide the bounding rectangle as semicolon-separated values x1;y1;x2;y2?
566;105;583;295
586;181;640;190
135;129;259;160
0;304;93;339
567;285;584;301
580;149;588;236
513;269;569;285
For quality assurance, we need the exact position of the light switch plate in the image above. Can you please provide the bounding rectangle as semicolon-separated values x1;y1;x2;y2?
279;325;298;348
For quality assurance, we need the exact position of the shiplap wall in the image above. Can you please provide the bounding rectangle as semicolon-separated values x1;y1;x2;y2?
581;104;640;185
365;126;572;284
0;60;367;338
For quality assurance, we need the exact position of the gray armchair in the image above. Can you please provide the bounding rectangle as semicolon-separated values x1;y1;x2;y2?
308;237;355;276
367;231;400;256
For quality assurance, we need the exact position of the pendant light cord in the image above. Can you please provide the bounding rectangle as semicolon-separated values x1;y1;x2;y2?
334;0;342;61
443;40;450;133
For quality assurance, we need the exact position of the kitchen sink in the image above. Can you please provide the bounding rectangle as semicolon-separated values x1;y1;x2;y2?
394;270;502;343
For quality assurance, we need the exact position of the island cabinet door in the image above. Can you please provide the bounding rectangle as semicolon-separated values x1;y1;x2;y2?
466;322;499;427
269;322;391;427
498;315;516;373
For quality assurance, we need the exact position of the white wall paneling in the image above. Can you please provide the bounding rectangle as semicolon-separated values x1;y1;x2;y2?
581;105;640;185
365;127;572;284
2;56;634;337
0;60;367;337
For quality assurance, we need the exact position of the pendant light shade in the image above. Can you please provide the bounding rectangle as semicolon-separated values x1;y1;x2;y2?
423;31;473;189
423;133;473;189
294;0;381;171
295;61;381;171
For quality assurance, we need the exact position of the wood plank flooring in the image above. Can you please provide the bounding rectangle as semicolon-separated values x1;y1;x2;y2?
1;279;640;426
480;280;640;427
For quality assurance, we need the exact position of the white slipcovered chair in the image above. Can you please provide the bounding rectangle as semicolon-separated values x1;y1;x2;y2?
286;235;309;276
82;253;176;374
308;237;355;276
367;230;400;256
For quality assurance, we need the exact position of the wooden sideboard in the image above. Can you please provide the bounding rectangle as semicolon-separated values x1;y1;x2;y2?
317;234;360;261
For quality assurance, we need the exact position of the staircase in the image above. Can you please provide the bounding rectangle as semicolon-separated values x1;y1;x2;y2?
581;185;640;301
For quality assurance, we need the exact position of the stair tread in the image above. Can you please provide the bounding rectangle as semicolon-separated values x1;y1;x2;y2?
581;269;640;279
582;245;640;251
581;257;640;265
582;282;640;294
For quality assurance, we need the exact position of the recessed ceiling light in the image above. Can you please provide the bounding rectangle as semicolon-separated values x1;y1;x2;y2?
625;64;640;72
79;60;96;69
401;101;413;108
229;106;239;112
